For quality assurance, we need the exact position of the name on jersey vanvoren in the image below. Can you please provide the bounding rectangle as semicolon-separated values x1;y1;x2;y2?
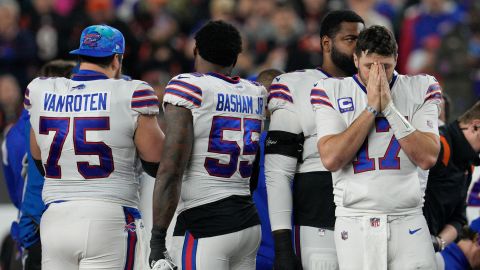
216;93;264;115
43;92;109;112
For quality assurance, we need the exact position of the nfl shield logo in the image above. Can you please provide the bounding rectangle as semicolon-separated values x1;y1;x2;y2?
341;231;348;240
370;218;380;227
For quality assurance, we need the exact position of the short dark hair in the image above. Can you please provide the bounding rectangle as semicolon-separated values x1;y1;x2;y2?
194;20;242;67
355;25;398;57
320;10;364;39
78;54;117;68
40;59;76;77
458;101;480;124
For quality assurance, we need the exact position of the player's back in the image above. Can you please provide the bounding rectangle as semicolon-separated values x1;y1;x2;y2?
163;72;266;212
26;71;158;207
312;73;441;216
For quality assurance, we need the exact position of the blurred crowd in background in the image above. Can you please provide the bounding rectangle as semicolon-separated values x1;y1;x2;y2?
0;0;479;133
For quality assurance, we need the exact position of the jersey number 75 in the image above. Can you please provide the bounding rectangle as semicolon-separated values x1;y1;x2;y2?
39;116;114;179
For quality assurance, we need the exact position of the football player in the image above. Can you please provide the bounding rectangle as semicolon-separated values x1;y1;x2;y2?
27;25;164;269
265;10;364;270
149;21;267;270
312;25;441;269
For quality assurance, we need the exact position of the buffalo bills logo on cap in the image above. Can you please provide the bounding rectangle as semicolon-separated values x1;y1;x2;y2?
83;32;101;47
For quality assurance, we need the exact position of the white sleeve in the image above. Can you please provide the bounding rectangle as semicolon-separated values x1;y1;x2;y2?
163;75;202;111
412;76;442;135
131;82;160;115
265;154;297;231
265;107;302;231
310;80;347;140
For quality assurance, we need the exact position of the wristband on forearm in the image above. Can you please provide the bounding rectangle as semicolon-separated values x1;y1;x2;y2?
382;102;416;139
151;226;167;248
365;105;378;116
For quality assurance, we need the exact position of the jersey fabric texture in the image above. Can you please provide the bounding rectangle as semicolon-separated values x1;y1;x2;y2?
164;72;266;270
267;68;331;172
163;72;266;213
266;68;335;229
25;69;159;207
312;73;441;216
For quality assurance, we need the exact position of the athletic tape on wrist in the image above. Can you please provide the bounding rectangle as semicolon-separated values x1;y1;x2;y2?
382;102;415;140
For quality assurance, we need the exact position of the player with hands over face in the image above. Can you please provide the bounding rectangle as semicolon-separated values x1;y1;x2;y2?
312;25;441;270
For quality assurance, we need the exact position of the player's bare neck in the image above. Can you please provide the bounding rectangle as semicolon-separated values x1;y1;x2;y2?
196;60;233;76
78;63;115;78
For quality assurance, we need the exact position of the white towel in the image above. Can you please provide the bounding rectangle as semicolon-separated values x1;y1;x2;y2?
362;215;388;270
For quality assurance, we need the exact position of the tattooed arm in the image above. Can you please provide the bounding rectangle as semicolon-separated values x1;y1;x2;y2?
149;104;193;265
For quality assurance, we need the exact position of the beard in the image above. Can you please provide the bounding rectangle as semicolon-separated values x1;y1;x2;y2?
331;45;357;76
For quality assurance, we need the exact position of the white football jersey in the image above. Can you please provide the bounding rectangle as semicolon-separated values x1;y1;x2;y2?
267;68;331;172
163;72;267;212
25;71;159;207
312;73;441;216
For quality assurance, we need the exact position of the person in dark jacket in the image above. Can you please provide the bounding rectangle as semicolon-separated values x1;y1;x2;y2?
424;101;480;252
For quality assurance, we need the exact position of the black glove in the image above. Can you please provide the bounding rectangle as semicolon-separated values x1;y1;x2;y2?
273;230;303;270
25;240;42;270
431;235;445;252
150;226;167;266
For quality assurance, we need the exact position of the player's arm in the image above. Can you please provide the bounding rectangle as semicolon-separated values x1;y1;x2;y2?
318;110;376;171
263;80;303;269
150;104;193;265
380;68;440;170
265;109;301;232
30;128;45;176
265;108;303;269
134;114;164;177
317;63;381;171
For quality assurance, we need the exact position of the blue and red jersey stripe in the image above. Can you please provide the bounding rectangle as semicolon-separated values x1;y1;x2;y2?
310;88;333;108
182;231;198;270
268;84;293;103
123;208;138;270
425;83;442;102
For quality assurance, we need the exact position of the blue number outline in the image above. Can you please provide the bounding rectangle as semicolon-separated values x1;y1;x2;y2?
39;117;70;178
74;117;114;179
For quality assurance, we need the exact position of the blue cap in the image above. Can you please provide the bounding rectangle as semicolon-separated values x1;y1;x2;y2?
70;25;125;57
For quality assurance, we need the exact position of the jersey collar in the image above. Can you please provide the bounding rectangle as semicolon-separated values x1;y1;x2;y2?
207;72;240;84
352;72;398;94
316;67;333;78
72;70;109;81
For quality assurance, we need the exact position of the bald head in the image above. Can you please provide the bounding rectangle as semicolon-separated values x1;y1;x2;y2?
257;69;284;90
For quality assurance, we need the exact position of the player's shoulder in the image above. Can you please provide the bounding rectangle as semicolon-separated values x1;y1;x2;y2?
396;73;437;86
395;73;441;98
314;76;353;92
273;68;327;86
164;73;204;109
27;76;69;91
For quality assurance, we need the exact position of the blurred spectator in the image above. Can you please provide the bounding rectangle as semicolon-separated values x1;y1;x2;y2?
439;93;451;126
20;0;71;62
347;0;393;32
298;0;330;35
398;0;464;74
139;61;173;129
435;1;479;119
0;0;37;89
83;0;140;77
0;75;22;132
